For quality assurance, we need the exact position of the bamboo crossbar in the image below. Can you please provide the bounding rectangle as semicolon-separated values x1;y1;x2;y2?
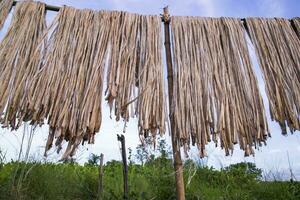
11;0;295;35
13;1;60;11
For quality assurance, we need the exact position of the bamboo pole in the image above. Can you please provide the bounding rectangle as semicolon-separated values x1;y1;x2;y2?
161;6;185;200
97;153;104;200
117;134;128;200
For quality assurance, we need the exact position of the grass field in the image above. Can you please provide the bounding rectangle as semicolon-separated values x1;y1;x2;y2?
0;155;299;200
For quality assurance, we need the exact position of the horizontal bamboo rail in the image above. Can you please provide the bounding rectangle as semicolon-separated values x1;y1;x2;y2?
11;1;295;27
13;0;60;12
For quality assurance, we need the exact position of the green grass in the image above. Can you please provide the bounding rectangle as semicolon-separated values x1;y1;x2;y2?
0;160;299;200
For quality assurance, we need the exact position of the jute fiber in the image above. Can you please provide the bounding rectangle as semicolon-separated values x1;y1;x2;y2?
246;18;300;134
28;7;111;159
292;18;300;38
0;0;13;31
0;1;46;130
3;2;299;159
171;17;269;157
24;7;165;159
105;12;165;140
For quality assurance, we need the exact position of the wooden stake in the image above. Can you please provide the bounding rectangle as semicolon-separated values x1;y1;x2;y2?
117;134;128;200
97;153;104;200
161;6;185;200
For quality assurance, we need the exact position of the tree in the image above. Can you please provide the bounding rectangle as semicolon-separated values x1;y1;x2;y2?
135;137;153;165
157;138;171;159
225;162;262;180
86;153;101;166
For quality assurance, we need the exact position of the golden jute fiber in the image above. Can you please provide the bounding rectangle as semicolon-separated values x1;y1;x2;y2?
105;12;165;140
171;17;269;157
246;18;300;134
0;0;13;31
28;7;111;159
0;5;165;159
0;1;46;130
292;18;300;38
5;3;298;160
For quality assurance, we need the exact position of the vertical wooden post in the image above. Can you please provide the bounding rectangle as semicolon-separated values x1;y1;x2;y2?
97;153;104;200
161;6;186;200
117;134;128;200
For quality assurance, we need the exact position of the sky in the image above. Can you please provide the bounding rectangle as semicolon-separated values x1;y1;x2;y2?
0;0;300;180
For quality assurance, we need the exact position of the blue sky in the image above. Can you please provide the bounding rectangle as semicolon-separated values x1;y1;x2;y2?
0;0;300;179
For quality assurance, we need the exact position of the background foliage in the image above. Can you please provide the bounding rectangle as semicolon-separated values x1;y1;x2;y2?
0;139;299;200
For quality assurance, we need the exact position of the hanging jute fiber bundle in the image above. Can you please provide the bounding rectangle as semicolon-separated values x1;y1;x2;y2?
171;17;269;157
0;0;13;31
246;18;300;134
0;4;165;159
27;7;111;159
0;1;46;129
105;12;165;140
291;18;300;38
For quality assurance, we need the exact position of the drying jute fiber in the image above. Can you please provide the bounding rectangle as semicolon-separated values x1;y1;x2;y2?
0;4;165;159
171;17;270;157
0;1;299;160
0;0;13;31
246;18;300;135
27;7;113;159
105;11;165;142
291;17;300;38
0;1;46;129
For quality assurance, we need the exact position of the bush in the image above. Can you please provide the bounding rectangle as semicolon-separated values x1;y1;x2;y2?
0;140;299;200
0;160;299;200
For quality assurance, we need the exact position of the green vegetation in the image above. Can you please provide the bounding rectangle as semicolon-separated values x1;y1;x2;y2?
0;139;299;200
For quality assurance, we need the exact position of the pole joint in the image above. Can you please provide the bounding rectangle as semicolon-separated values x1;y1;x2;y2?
161;6;171;23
